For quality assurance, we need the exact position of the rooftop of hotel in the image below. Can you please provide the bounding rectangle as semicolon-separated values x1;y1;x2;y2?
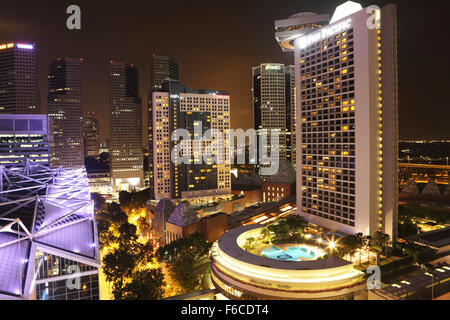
217;224;351;271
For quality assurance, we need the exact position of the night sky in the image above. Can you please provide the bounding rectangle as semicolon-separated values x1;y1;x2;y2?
0;0;449;142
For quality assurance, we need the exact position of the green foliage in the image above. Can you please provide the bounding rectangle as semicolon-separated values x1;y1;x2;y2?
337;234;361;258
97;203;164;300
403;244;436;265
112;269;165;300
156;232;211;293
137;216;151;237
119;189;151;210
91;192;106;211
267;214;307;243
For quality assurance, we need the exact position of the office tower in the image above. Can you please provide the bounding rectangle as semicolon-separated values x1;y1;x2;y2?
0;165;100;300
110;61;143;191
252;64;295;169
151;55;181;91
83;112;100;157
48;58;84;168
275;1;398;241
0;42;40;114
148;56;180;198
151;80;231;200
0;114;52;167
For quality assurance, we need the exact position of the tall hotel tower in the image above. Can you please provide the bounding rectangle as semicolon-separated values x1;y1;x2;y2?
110;61;143;191
252;64;296;169
148;56;180;197
275;2;398;241
48;58;84;168
151;80;231;200
0;42;40;113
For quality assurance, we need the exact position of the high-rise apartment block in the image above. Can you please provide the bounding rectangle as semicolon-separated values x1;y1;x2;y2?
252;64;296;169
48;58;84;168
151;80;231;200
0;42;40;114
83;112;100;157
110;61;143;191
0;114;52;167
275;1;398;240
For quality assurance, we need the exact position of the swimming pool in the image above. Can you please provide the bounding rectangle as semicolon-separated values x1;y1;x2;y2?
261;245;318;261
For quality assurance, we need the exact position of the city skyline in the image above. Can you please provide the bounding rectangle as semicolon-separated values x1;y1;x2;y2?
0;0;448;142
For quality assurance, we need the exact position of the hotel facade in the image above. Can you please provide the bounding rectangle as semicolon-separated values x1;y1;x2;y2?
151;80;231;200
276;2;398;241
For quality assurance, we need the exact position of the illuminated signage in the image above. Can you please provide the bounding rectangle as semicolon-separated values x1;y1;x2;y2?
170;94;179;99
298;18;352;49
264;65;281;71
212;95;229;99
0;43;14;50
16;43;34;50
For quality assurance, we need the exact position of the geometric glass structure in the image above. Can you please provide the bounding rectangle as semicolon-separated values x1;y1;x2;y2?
0;161;100;299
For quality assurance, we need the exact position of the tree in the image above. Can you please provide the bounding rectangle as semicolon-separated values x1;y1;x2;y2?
267;214;307;243
98;203;163;300
371;231;391;260
113;269;165;300
156;232;211;294
91;192;106;211
259;227;271;242
137;216;151;238
339;234;360;261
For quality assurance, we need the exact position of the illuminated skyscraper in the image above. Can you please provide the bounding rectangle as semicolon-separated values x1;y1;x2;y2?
83;112;100;157
252;63;296;169
276;2;398;241
48;58;84;168
148;56;180;197
151;55;181;91
0;42;40;114
151;80;231;200
110;61;143;191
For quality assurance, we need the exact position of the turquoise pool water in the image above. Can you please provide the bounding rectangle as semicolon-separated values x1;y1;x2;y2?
261;245;316;261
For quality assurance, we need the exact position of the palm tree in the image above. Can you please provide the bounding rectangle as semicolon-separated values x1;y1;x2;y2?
259;227;271;243
371;231;391;264
355;233;365;265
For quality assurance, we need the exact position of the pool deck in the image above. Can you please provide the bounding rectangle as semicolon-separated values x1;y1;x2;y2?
218;224;352;271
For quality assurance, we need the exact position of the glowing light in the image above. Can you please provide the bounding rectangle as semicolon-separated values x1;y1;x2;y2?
253;215;268;224
329;1;363;24
328;241;336;249
16;43;34;50
298;18;352;49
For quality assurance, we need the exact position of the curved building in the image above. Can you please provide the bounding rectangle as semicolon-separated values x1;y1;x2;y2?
210;224;365;300
274;12;329;52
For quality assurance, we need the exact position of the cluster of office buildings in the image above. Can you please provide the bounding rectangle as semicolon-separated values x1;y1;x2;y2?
0;0;403;301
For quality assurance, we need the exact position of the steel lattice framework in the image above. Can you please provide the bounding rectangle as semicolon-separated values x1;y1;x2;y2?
0;161;100;300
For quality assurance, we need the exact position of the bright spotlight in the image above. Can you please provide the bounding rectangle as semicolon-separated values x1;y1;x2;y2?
329;241;336;249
